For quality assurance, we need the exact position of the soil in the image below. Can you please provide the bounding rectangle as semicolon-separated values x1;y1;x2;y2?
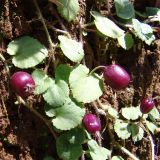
0;0;160;160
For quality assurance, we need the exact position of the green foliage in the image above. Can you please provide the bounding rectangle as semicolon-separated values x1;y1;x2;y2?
69;64;104;103
45;98;85;130
121;106;142;120
45;104;57;117
7;36;48;68
32;69;53;94
114;105;159;142
146;7;160;16
55;64;72;83
43;80;69;107
90;11;125;38
58;36;84;63
6;1;160;159
43;156;55;160
107;107;119;118
148;107;160;120
130;124;144;142
132;19;155;45
90;11;135;50
57;0;79;22
112;156;124;160
114;120;131;140
88;139;111;160
146;120;157;134
56;128;85;160
117;33;134;50
114;0;135;19
114;120;144;142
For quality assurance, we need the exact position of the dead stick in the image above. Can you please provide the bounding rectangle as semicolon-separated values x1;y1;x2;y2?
115;142;140;160
17;96;57;139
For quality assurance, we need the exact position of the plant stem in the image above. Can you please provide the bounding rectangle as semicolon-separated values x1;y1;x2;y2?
76;17;86;65
33;0;56;63
144;16;160;23
92;101;103;117
1;97;9;121
91;101;102;146
82;22;95;28
107;120;139;160
108;120;140;160
48;4;71;38
135;10;147;18
148;135;155;160
111;17;133;29
46;20;70;36
140;122;155;160
81;151;85;160
48;0;63;7
156;128;160;132
96;99;111;111
107;122;114;160
89;65;105;75
17;96;57;139
153;96;160;100
115;142;140;160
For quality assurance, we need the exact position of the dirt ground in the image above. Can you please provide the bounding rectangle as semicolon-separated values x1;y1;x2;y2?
0;0;160;159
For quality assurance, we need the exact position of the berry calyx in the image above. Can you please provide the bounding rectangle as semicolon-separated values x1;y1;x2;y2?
10;71;35;98
140;98;155;114
103;64;130;90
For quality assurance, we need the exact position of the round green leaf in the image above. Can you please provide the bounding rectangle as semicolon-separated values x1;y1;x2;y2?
51;98;85;130
70;75;103;103
122;107;142;120
57;0;79;22
69;64;104;103
88;139;111;160
7;36;48;68
56;128;85;160
132;19;155;45
114;0;135;19
58;36;84;63
43;80;69;107
91;11;124;38
114;120;131;140
32;69;53;94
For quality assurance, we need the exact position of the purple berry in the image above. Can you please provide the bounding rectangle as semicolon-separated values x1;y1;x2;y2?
83;113;101;134
140;98;155;114
10;71;35;98
103;64;130;90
